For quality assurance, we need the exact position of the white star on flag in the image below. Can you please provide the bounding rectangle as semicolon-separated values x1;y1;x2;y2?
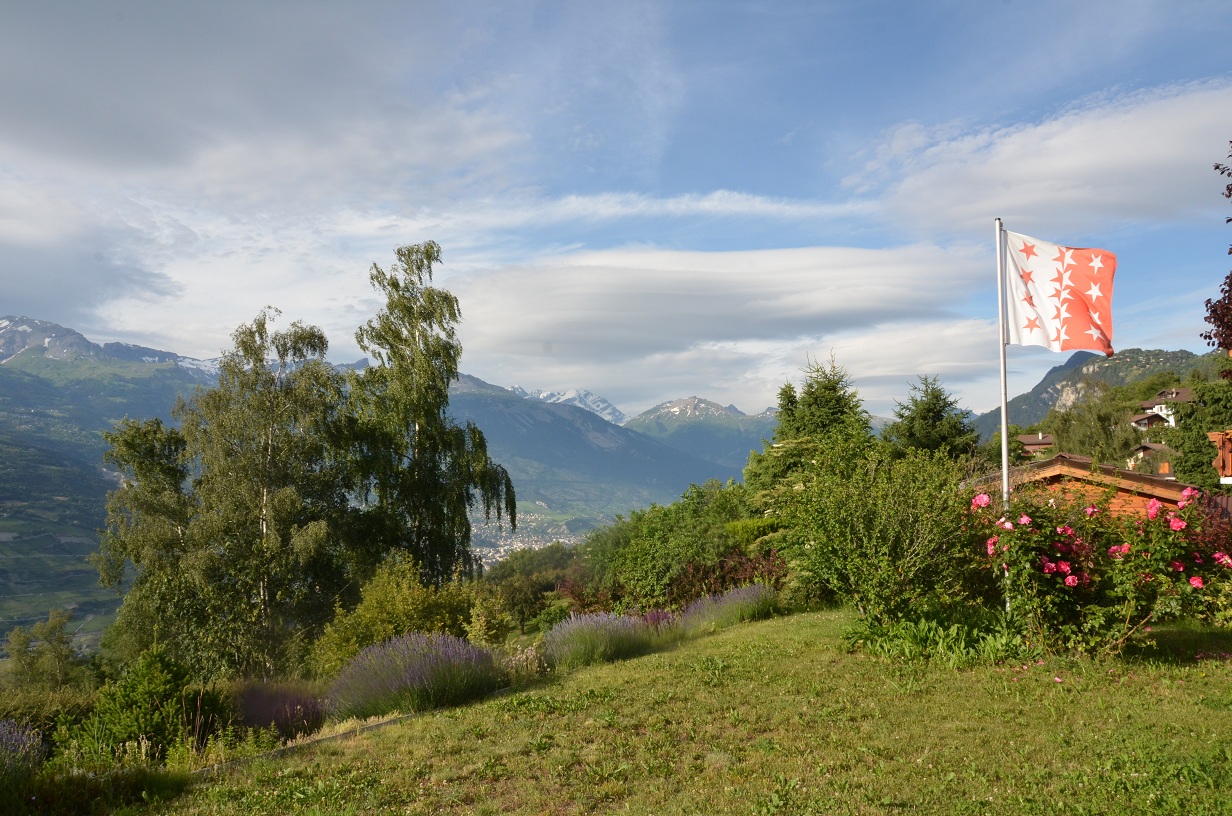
1004;230;1116;356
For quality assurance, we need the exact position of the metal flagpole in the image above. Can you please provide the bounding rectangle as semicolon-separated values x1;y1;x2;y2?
995;218;1011;506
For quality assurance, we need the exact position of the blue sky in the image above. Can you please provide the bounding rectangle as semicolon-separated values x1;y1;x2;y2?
2;1;1231;418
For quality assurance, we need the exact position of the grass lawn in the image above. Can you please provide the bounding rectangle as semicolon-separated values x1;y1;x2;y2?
138;610;1232;815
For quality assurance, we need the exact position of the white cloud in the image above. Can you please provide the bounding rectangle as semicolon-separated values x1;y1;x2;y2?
854;81;1232;238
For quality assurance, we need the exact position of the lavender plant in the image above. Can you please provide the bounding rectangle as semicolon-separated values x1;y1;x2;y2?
0;719;45;803
541;612;659;670
327;633;503;720
678;584;778;636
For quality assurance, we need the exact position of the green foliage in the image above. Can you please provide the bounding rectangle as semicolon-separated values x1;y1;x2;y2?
463;587;514;647
97;310;352;679
844;613;1037;669
969;484;1225;655
348;242;515;585
745;357;871;495
881;375;979;459
602;480;752;610
311;556;472;678
3;609;91;691
773;442;982;624
1039;380;1143;466
59;646;230;762
95;243;517;680
1165;377;1232;492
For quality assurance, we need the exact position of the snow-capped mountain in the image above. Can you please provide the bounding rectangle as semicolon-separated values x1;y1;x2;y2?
0;316;222;382
622;397;778;470
507;385;627;425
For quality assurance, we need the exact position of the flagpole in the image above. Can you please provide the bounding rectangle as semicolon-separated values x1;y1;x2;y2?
995;218;1011;506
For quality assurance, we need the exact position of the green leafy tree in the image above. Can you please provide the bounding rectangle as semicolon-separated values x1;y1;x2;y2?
882;375;979;459
97;310;353;679
349;242;516;585
1164;380;1232;493
3;609;90;690
744;357;871;494
1039;381;1142;467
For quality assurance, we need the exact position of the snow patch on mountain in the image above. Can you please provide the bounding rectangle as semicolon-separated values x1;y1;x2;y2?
507;385;627;425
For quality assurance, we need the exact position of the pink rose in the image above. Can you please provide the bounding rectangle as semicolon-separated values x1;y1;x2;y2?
1084;505;1098;518
1214;552;1232;568
1065;575;1078;587
1057;525;1074;537
1018;514;1032;525
1182;487;1201;502
1041;557;1057;574
972;493;991;509
986;536;999;556
999;519;1014;531
1190;576;1205;589
1057;561;1072;575
1168;515;1187;532
1108;544;1128;559
1171;560;1185;572
1147;498;1162;520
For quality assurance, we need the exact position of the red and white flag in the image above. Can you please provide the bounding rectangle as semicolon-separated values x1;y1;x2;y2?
1004;231;1116;356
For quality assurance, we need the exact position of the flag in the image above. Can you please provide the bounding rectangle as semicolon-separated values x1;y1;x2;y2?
1004;230;1116;356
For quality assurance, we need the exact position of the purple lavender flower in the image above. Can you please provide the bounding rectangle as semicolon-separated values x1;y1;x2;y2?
328;633;502;720
0;719;45;792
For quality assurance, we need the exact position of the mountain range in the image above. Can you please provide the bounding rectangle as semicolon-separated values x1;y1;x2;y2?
0;316;757;642
971;347;1226;439
2;314;1223;645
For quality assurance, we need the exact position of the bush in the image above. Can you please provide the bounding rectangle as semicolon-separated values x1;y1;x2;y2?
57;646;230;762
969;484;1229;655
232;680;326;742
327;633;503;720
775;444;984;624
312;556;473;677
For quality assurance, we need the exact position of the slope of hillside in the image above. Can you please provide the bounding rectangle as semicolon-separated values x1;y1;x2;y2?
450;378;741;533
973;348;1225;439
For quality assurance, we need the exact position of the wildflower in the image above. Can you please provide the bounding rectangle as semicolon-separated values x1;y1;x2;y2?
986;536;999;556
1168;514;1187;532
1190;576;1205;589
1018;514;1032;525
972;493;991;509
1065;575;1078;587
1214;552;1232;568
1084;505;1098;517
1170;561;1185;572
1054;676;1063;683
1147;498;1162;520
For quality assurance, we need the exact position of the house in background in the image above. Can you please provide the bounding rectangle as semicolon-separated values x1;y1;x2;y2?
1003;452;1191;516
1134;388;1194;429
1016;432;1055;458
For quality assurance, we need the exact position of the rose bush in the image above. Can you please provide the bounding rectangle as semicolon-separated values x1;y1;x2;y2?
969;485;1230;655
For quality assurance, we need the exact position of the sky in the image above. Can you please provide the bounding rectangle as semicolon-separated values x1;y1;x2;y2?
2;1;1231;419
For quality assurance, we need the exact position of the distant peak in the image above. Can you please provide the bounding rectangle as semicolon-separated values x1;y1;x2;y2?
506;385;626;425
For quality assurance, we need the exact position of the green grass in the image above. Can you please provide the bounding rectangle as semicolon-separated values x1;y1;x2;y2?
116;610;1232;815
